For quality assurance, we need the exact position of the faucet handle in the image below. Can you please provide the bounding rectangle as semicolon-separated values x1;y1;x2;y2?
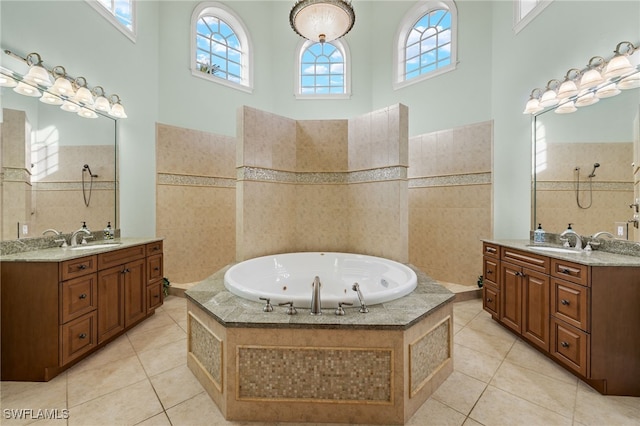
334;302;353;316
278;301;297;315
55;238;68;248
259;297;273;312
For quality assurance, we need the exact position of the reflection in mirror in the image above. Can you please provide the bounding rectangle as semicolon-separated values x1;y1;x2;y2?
533;88;639;241
1;85;117;241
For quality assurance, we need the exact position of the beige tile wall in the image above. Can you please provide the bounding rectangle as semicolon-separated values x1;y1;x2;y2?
408;121;493;287
156;123;236;283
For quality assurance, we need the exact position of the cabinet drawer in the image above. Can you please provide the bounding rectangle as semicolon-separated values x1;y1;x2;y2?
60;274;98;324
147;254;163;283
483;257;499;285
483;242;499;259
501;248;549;274
147;280;163;312
60;311;97;365
61;256;97;281
146;241;163;255
98;245;145;270
550;318;589;377
551;259;589;286
483;282;499;318
551;278;589;331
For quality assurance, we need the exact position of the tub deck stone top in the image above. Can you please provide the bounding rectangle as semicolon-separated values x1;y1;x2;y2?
185;263;454;330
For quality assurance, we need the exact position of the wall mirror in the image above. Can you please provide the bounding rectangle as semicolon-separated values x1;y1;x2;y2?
1;77;117;241
532;88;639;241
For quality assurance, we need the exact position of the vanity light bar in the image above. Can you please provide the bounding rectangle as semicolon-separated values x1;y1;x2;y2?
523;41;640;115
1;49;127;119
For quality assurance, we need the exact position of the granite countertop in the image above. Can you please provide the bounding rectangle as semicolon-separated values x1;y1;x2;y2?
185;264;455;330
0;238;163;262
483;239;640;267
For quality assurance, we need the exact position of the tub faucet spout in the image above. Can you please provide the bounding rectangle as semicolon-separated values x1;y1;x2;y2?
310;276;322;315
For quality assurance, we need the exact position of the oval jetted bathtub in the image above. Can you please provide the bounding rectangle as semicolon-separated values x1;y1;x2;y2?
224;252;418;308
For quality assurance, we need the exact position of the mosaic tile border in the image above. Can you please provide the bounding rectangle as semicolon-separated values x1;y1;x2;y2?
2;167;30;182
238;166;407;184
409;316;451;397
408;172;491;188
33;181;116;191
535;181;633;191
158;172;236;188
235;345;394;404
188;312;223;392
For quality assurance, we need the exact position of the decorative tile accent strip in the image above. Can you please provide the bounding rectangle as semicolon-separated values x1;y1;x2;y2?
535;181;633;191
238;166;407;184
409;173;491;188
158;172;236;188
409;316;451;396
237;345;393;403
33;182;116;191
189;313;223;391
2;167;30;182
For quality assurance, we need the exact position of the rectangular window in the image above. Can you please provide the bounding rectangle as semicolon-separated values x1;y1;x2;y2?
85;0;136;42
513;0;553;34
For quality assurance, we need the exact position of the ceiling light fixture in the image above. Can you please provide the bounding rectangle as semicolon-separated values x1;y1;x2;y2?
523;40;639;115
289;0;355;44
1;49;128;119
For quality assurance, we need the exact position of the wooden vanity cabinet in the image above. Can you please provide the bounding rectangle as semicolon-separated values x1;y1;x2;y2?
1;241;163;381
482;242;640;396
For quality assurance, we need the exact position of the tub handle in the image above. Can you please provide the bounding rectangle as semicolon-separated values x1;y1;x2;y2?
335;302;353;316
259;297;273;312
278;301;297;315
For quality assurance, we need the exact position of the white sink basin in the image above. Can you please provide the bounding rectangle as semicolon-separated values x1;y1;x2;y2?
528;246;580;254
70;243;121;251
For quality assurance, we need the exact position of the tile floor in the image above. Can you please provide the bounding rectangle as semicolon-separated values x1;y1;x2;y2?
2;296;639;426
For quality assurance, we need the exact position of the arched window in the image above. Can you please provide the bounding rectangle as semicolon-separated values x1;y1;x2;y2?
295;39;351;99
191;2;253;92
394;0;458;89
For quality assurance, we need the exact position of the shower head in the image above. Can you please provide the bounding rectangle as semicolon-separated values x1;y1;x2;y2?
83;164;98;178
588;162;600;178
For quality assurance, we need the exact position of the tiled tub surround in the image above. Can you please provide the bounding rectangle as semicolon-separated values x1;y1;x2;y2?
408;120;493;287
185;264;454;424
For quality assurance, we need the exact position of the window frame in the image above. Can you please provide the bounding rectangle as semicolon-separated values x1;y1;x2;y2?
294;39;351;100
190;2;253;93
85;0;136;43
393;0;458;90
513;0;554;34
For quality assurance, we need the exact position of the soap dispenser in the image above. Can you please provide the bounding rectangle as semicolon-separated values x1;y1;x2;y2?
534;223;545;244
103;222;113;240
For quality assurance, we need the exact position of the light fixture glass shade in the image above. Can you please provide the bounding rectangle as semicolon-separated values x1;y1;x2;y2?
555;100;577;114
557;79;579;99
78;107;98;119
49;77;75;97
539;88;559;108
579;68;604;90
13;81;41;97
523;98;543;114
22;64;52;87
575;91;599;107
60;100;81;113
617;71;640;90
94;96;111;112
108;103;127;118
73;86;94;105
290;0;355;43
39;91;63;105
0;73;17;88
603;54;635;79
595;83;621;99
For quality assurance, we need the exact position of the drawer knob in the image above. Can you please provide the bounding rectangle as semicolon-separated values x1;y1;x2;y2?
79;333;87;339
515;271;527;277
487;269;493;274
154;295;159;299
78;264;87;270
122;268;130;274
560;299;570;306
560;341;570;348
560;268;570;274
486;298;493;302
79;293;87;299
154;267;160;271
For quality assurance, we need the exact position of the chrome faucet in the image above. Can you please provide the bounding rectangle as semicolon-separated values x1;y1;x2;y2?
310;276;322;315
592;231;614;239
70;227;91;247
560;226;583;250
587;231;614;250
42;228;61;236
352;282;369;313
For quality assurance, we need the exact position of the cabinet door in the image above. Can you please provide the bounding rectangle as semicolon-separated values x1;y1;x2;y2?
98;265;125;343
124;258;147;327
483;282;499;318
522;269;550;351
500;263;522;333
